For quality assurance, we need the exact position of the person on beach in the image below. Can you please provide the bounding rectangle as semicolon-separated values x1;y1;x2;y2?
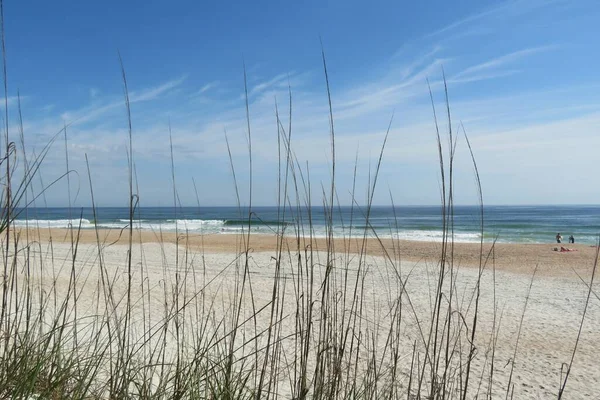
553;246;578;252
569;235;575;244
556;233;562;243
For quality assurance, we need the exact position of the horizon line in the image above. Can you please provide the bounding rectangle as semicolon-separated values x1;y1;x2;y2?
14;203;600;209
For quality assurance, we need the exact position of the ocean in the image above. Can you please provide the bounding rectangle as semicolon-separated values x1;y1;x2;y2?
11;205;600;244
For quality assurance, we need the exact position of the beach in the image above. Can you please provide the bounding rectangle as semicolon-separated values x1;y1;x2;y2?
2;0;599;396
10;227;600;398
28;227;599;277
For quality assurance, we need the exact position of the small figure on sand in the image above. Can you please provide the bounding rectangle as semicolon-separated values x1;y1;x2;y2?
569;235;575;244
553;246;577;252
556;233;562;243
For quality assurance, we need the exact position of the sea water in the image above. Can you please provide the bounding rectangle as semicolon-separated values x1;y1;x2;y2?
11;205;600;244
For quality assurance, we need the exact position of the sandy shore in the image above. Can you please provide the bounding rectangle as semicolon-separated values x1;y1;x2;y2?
6;227;600;398
21;227;599;278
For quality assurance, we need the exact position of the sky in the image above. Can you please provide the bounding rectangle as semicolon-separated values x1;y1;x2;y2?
2;0;600;207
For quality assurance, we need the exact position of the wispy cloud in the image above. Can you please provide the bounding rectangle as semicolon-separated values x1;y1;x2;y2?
189;81;219;98
249;72;291;97
448;69;521;84
425;2;515;39
0;96;22;110
41;104;55;113
454;46;555;79
130;76;187;102
426;0;567;39
392;45;443;79
333;57;449;121
59;76;186;126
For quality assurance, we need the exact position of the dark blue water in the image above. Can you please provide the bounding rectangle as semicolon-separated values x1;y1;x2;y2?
11;205;600;244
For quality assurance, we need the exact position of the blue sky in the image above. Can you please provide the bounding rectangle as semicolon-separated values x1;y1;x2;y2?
3;0;600;206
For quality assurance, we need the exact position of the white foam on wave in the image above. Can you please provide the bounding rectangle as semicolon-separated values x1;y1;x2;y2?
140;219;225;231
12;219;94;229
106;219;226;232
166;219;224;226
303;227;482;243
392;230;482;243
12;218;226;233
12;218;483;242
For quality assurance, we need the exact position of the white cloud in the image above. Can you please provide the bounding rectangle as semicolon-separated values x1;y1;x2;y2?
59;76;186;126
447;69;520;84
189;81;219;98
454;46;555;79
129;76;187;102
425;2;515;39
426;0;568;39
249;72;292;97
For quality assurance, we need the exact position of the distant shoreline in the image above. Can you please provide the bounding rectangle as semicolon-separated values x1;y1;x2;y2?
11;205;600;245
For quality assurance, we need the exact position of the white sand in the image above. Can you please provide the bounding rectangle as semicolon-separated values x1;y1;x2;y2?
13;237;600;398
